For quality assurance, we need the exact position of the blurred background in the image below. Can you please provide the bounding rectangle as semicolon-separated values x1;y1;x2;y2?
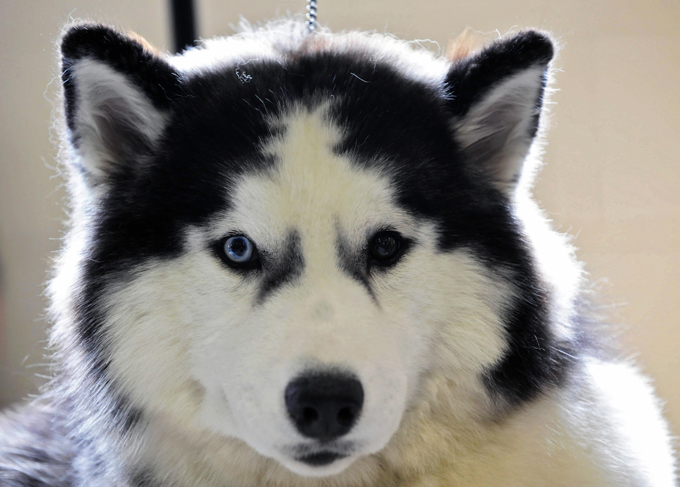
0;0;678;439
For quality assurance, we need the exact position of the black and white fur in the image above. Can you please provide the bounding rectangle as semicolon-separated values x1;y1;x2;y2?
0;19;676;486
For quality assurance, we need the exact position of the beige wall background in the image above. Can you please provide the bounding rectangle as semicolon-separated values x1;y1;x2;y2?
0;0;678;442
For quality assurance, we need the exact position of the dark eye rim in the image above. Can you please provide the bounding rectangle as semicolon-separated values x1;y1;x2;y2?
213;234;261;271
367;230;410;269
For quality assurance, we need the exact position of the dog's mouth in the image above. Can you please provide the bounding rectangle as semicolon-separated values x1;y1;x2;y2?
297;451;347;466
286;440;356;468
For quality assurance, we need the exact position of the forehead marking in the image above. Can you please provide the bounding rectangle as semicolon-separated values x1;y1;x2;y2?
230;103;407;299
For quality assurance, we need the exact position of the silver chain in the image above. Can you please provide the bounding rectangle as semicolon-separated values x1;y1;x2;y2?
306;0;318;33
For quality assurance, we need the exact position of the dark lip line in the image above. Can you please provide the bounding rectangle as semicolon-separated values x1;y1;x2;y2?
296;450;348;467
286;439;356;456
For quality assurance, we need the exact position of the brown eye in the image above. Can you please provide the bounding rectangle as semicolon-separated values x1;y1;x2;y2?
368;231;404;266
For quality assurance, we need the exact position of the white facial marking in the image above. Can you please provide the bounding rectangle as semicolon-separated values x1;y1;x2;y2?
103;103;512;479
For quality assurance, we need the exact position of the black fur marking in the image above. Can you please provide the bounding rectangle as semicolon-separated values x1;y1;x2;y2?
335;228;375;301
257;230;305;304
483;269;576;406
61;24;183;133
445;30;553;119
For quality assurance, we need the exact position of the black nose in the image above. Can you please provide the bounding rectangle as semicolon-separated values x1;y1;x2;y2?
285;373;364;442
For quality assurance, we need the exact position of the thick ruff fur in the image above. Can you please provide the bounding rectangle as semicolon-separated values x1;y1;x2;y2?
0;20;676;486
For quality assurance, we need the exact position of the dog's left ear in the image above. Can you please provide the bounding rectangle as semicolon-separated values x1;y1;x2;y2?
60;23;182;186
447;31;554;193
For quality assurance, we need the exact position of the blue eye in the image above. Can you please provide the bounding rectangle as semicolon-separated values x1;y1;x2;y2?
216;235;259;270
224;236;253;263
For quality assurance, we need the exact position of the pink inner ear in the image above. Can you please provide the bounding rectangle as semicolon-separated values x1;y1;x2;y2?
452;66;549;192
66;59;169;183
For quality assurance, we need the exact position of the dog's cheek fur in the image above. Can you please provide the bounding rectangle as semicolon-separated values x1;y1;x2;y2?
368;230;514;400
420;249;512;372
102;256;218;430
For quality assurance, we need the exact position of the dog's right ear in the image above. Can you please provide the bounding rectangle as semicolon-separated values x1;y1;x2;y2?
446;31;554;194
61;24;182;186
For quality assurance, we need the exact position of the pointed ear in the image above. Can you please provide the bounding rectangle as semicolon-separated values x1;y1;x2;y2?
60;24;182;185
446;31;554;192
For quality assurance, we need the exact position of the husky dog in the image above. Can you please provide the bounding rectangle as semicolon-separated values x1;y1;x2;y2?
0;19;676;487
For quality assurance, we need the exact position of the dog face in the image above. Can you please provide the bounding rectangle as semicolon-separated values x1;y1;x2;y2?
56;22;571;477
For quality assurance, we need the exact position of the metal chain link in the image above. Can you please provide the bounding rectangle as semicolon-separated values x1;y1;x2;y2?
306;0;318;33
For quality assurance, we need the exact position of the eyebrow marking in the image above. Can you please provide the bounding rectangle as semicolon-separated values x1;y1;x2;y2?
334;223;377;303
256;230;304;304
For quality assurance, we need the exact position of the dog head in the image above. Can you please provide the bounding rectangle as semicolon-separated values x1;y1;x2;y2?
54;21;574;479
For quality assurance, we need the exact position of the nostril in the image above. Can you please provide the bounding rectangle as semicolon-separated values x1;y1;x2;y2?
336;407;355;427
285;372;364;441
